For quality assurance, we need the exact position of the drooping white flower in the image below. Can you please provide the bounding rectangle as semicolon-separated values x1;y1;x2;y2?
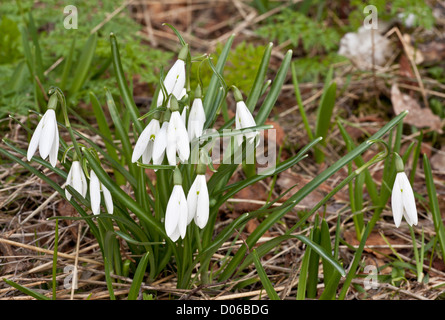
188;85;206;142
187;173;209;229
131;118;160;164
156;45;188;108
65;161;87;201
89;170;113;215
152;121;169;166
391;153;418;228
166;97;190;165
234;88;259;147
27;108;59;167
165;168;188;242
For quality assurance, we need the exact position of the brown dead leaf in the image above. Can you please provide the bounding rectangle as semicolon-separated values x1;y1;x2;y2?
246;218;259;234
419;40;445;64
275;170;348;209
391;84;443;133
232;181;269;213
344;230;407;259
57;200;79;240
430;147;445;171
264;120;285;147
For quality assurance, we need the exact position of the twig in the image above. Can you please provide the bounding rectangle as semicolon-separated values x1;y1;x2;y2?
0;237;102;266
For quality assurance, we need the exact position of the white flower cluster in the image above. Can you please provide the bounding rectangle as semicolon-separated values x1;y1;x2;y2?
27;96;114;216
24;44;419;244
131;45;259;242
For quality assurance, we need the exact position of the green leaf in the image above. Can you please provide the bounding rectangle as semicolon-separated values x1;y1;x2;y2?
246;42;273;112
128;251;150;300
203;34;234;121
218;111;408;282
69;33;97;94
110;32;143;134
296;235;346;277
424;154;445;259
314;80;337;163
3;278;50;300
255;49;292;125
252;249;280;300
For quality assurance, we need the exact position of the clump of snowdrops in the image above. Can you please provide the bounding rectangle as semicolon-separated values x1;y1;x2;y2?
1;27;422;300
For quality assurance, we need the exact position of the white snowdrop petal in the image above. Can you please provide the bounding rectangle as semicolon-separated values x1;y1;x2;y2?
141;141;154;164
399;172;418;226
186;178;198;225
188;99;205;141
80;168;88;198
170;61;186;100
131;125;152;163
178;188;188;239
391;174;403;228
166;143;177;166
181;106;188;126
403;207;414;226
165;186;181;237
27;113;45;161
89;170;101;215
102;184;114;214
48;119;59;167
177;135;190;163
65;164;74;201
152;122;168;164
157;60;186;107
39;110;56;160
195;175;209;229
237;101;256;128
71;162;84;197
168;226;181;242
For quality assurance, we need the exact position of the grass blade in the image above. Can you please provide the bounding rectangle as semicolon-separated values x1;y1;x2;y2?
314;81;337;163
252;249;280;300
255;49;292;125
3;279;50;300
423;153;445;258
110;32;143;134
128;251;151;300
246;42;273;112
69;33;97;95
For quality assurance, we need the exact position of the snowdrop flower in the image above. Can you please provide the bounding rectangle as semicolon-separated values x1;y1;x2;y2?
391;153;418;228
165;167;188;242
65;160;87;201
187;164;209;229
131;116;160;164
89;170;113;215
157;44;188;108
27;95;59;167
188;85;206;142
167;96;190;165
233;87;259;147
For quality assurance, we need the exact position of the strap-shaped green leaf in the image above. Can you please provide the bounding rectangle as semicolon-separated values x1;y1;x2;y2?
255;49;292;125
110;32;143;134
128;251;151;300
252;249;281;300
